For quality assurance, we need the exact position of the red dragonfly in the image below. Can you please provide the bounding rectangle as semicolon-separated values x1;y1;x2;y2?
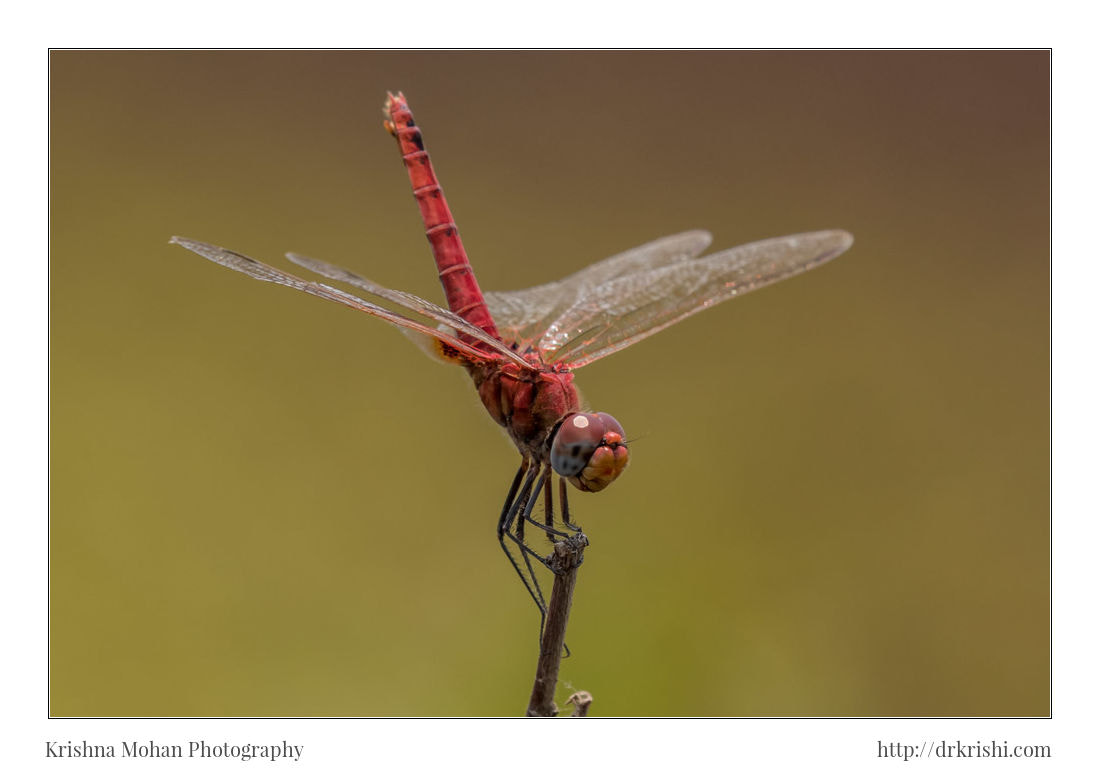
172;92;852;623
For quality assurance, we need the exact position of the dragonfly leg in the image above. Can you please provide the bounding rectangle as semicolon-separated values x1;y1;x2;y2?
499;460;545;598
497;461;582;652
500;465;561;573
543;474;556;543
522;466;577;659
497;461;567;639
560;476;582;532
520;466;571;539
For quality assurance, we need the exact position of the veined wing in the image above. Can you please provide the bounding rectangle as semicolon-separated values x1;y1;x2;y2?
171;237;523;367
541;230;853;369
285;251;529;368
484;230;713;355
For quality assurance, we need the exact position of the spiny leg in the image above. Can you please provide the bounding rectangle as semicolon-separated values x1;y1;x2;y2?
497;461;547;621
496;462;583;648
543;473;556;543
512;464;577;658
508;463;547;619
530;467;579;659
502;462;592;648
500;464;560;573
520;466;571;539
560;476;582;532
498;462;570;626
507;470;571;649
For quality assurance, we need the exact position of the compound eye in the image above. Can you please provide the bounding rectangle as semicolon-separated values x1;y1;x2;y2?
550;413;603;477
550;412;630;492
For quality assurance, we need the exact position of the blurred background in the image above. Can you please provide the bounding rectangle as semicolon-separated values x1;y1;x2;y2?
50;51;1048;717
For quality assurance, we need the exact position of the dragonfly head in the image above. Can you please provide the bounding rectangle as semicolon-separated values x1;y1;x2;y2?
550;412;629;492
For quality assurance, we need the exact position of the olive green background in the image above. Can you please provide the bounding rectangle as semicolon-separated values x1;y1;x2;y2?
50;51;1049;716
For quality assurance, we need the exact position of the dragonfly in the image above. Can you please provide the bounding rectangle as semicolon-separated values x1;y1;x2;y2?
172;91;853;627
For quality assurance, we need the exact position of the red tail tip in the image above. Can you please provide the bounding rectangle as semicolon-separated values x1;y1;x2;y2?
383;90;408;114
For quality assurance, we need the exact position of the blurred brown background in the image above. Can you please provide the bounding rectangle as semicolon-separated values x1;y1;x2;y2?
50;51;1049;716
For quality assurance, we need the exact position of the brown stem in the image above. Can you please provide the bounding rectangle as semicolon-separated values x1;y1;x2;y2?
525;533;590;717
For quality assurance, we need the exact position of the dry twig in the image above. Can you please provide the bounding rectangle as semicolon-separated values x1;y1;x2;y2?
525;533;591;717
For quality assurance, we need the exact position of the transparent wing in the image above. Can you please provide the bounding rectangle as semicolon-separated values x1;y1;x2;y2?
540;230;853;369
484;230;713;354
171;237;515;366
285;251;529;368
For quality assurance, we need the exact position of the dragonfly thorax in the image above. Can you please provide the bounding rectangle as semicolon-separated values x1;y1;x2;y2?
471;364;571;451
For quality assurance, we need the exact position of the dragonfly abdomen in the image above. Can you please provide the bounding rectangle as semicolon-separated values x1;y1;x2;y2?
384;91;501;342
